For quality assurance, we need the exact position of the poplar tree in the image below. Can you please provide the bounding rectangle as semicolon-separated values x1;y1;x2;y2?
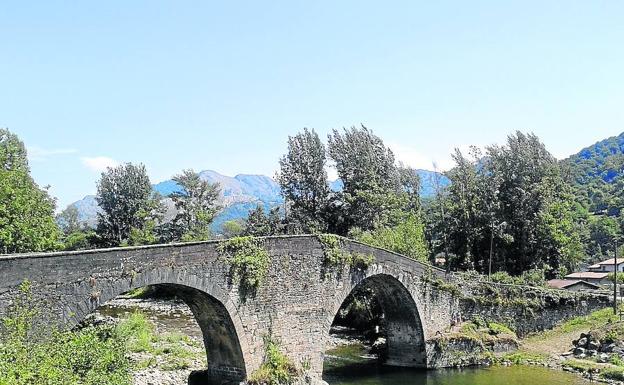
277;128;329;233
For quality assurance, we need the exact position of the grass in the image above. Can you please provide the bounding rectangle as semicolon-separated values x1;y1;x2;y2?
456;319;517;346
117;311;205;372
325;343;369;362
505;306;624;382
562;358;601;372
521;307;619;357
601;367;624;381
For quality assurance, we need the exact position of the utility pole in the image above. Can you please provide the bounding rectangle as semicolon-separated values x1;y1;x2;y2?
615;238;620;315
489;219;494;279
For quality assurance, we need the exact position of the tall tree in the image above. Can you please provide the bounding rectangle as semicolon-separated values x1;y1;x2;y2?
327;125;401;233
0;129;60;253
437;131;586;276
398;164;422;214
277;128;329;233
95;163;160;246
170;169;221;241
244;205;283;236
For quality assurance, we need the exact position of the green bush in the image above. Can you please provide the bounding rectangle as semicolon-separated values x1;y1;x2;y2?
490;271;516;284
248;337;299;385
519;268;546;286
218;236;270;292
489;269;546;286
601;368;624;381
0;281;131;385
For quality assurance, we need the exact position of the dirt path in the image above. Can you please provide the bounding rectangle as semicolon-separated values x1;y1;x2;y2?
521;328;588;357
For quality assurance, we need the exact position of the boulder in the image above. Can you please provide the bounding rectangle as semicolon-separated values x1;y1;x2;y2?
588;340;600;351
574;347;586;356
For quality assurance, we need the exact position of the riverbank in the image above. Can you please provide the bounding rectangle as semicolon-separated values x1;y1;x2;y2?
91;296;207;385
325;307;624;384
500;307;624;383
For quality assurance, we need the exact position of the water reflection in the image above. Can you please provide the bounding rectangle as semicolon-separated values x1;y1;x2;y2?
324;362;591;385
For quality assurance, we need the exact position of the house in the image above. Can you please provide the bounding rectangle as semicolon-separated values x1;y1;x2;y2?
564;272;610;286
547;279;602;292
588;258;624;273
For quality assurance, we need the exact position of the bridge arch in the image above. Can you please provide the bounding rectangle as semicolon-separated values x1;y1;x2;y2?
328;273;427;368
75;270;250;384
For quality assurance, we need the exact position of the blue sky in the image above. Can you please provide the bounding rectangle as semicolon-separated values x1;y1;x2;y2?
1;1;623;209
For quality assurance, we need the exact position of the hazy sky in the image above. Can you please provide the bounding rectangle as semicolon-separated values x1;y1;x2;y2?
2;1;623;209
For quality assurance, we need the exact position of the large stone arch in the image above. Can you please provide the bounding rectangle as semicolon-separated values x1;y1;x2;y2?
327;273;427;368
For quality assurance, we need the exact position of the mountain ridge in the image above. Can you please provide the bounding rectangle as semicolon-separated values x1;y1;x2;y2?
65;168;449;233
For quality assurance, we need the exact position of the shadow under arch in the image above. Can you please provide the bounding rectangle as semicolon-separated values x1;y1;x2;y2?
98;283;247;385
329;274;427;368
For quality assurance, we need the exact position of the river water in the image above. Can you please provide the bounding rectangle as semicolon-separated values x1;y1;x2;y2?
95;297;592;385
324;363;590;385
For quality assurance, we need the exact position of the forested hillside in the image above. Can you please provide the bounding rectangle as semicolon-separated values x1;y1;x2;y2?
563;132;624;217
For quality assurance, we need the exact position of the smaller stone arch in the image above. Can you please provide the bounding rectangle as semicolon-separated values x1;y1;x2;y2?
328;273;427;368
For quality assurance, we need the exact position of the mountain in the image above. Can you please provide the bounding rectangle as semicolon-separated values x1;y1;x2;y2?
562;132;624;216
71;195;100;228
564;132;624;185
416;169;450;198
68;170;283;234
153;170;281;205
66;168;450;234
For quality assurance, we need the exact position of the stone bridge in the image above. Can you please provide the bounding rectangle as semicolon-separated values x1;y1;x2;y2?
0;235;609;384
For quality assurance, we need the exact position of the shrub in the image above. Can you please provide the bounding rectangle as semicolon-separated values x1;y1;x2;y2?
519;268;546;286
248;337;299;385
0;281;132;385
490;271;515;284
218;236;270;293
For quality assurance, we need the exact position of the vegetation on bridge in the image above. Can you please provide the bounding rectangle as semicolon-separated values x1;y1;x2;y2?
218;236;270;294
318;234;374;269
248;336;300;385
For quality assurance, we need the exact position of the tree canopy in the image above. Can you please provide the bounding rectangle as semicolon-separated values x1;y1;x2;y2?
95;163;161;246
0;129;60;253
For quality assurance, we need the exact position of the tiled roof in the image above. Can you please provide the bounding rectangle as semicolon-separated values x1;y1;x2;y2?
547;279;600;289
598;258;624;266
565;272;609;279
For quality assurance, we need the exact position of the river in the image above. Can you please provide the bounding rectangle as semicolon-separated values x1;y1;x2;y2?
95;297;592;385
324;360;591;385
